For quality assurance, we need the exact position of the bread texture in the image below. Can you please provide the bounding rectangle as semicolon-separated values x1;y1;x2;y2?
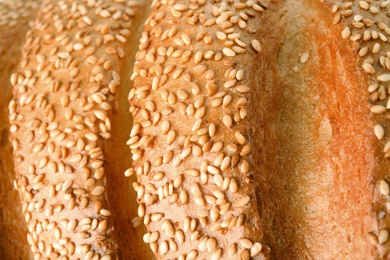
8;0;153;259
0;1;42;259
5;0;390;259
128;0;276;259
254;1;376;258
127;0;389;259
321;0;390;258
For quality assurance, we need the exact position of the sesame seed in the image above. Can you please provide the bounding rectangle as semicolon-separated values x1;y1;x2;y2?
207;237;217;253
251;39;261;52
91;186;105;196
234;131;246;144
379;229;389;244
167;130;176;144
85;133;98;142
227;243;237;256
165;222;175;237
341;27;351;39
358;1;370;10
378;74;390;82
222;47;236;57
239;238;253;249
185;169;200;177
211;248;223;260
300;52;310;63
362;63;376;74
236;195;251;207
159;240;169;255
371;105;387;114
58;52;70;59
374;125;385;140
241;249;251;260
368;233;379;245
380;179;390;196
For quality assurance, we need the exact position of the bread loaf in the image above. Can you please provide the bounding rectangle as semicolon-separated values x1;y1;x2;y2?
128;0;276;259
321;0;390;258
5;0;390;259
7;0;153;259
0;1;42;259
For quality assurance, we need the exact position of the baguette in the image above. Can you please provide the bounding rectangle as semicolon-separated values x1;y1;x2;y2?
8;0;153;259
0;1;42;259
128;0;277;259
321;0;390;258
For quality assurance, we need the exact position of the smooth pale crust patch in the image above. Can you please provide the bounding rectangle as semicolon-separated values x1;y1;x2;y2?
8;0;144;259
128;0;272;259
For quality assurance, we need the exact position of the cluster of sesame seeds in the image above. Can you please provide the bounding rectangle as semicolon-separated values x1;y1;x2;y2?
327;0;390;252
128;0;270;259
0;1;42;259
8;0;141;259
0;1;38;29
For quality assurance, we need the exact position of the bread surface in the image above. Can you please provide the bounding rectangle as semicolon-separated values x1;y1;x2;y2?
129;0;390;259
256;1;376;258
129;0;279;259
0;1;42;259
8;0;153;259
4;0;390;259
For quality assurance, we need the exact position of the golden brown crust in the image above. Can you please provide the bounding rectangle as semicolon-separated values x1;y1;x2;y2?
129;0;275;259
255;1;377;258
128;0;386;259
5;0;390;258
319;0;390;258
0;1;41;259
8;0;152;259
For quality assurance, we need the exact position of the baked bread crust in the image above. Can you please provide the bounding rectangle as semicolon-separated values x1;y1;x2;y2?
5;0;390;259
129;0;276;259
8;0;153;259
0;1;42;259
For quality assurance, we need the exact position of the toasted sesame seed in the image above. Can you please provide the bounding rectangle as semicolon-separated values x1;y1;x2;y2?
379;229;389;244
374;125;385;140
223;115;233;128
358;1;369;10
211;248;223;260
251;242;262;256
341;27;351;39
91;186;105;196
167;130;176;144
207;237;217;253
241;249;251;260
371;105;387;114
378;74;390;82
164;222;175;238
222;47;236;57
239;238;253;249
159;240;169;255
236;195;251;207
380;179;390;196
58;52;70;59
249;40;261;53
368;232;379;245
